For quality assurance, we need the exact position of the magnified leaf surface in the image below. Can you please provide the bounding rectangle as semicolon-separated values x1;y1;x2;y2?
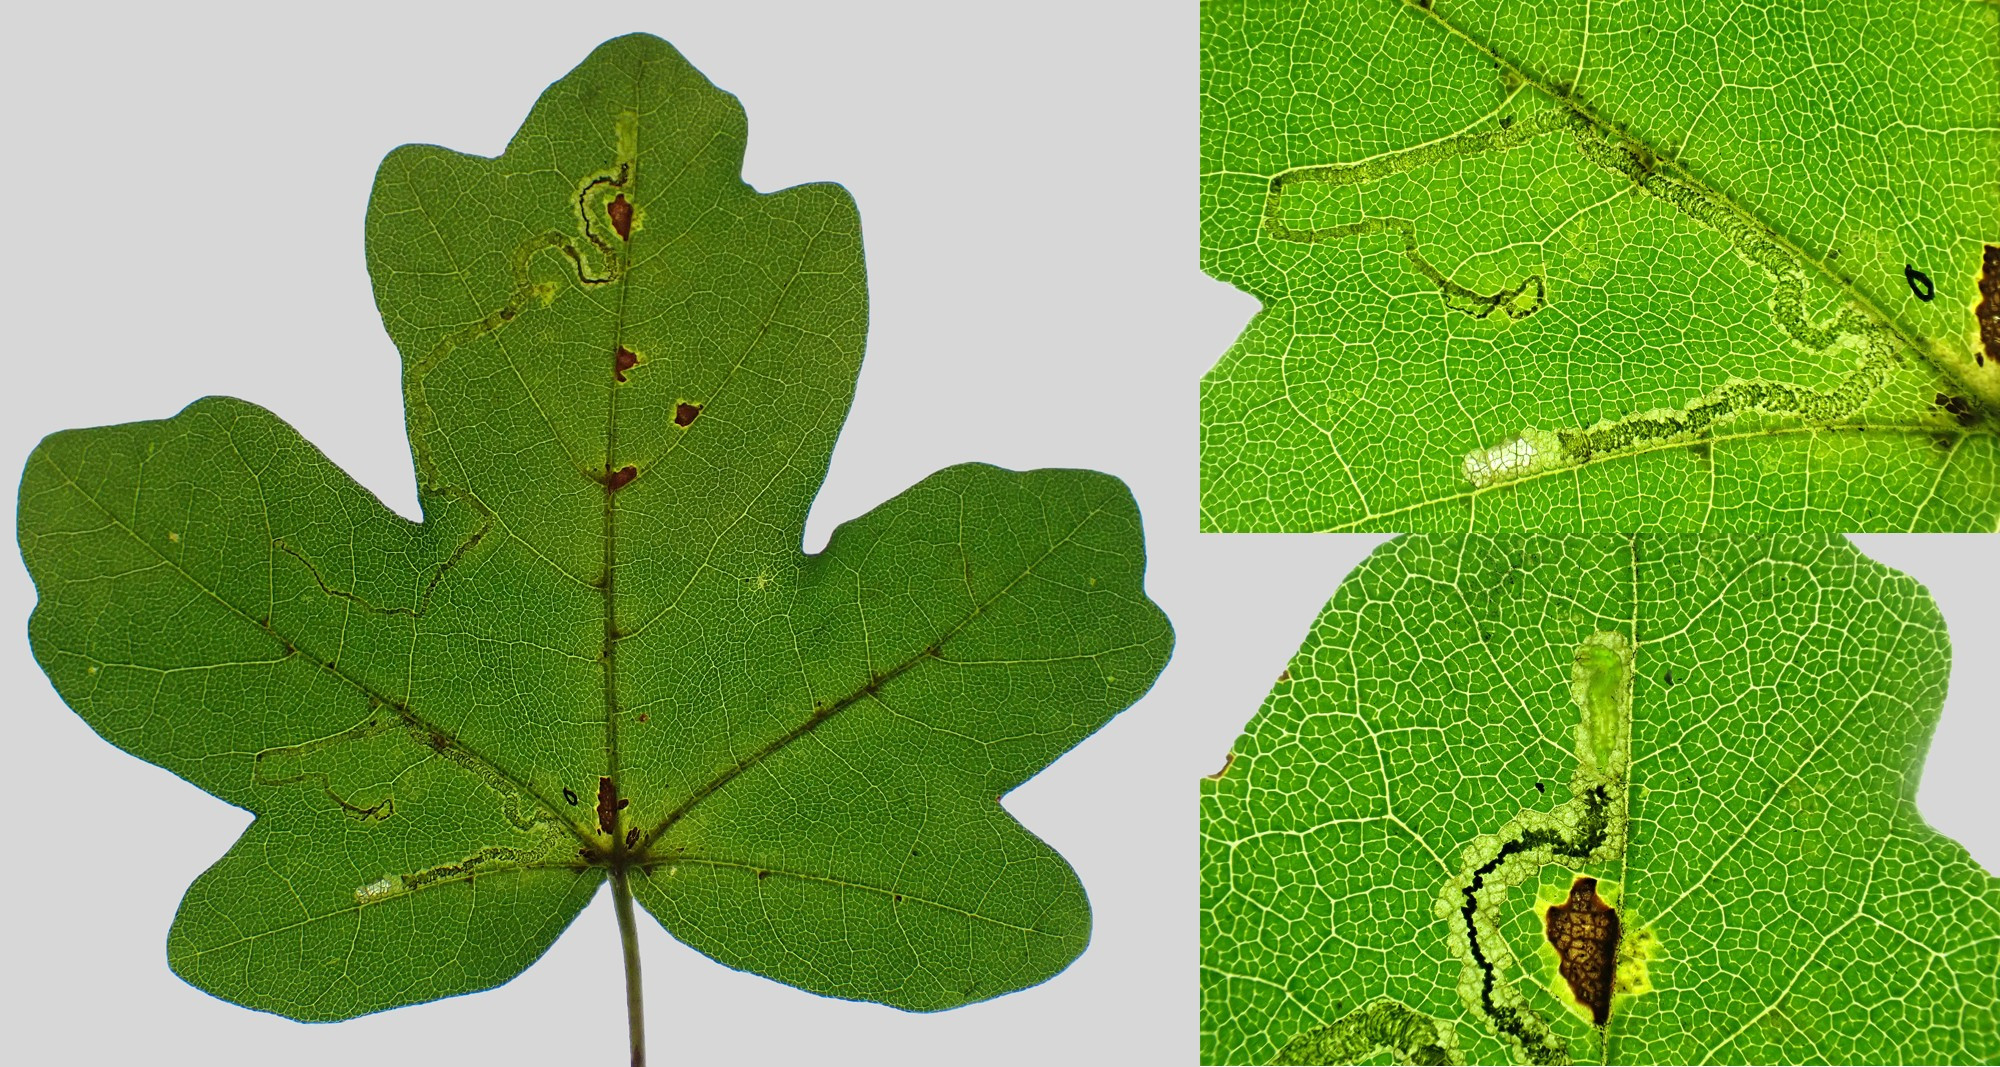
18;34;1172;1020
1202;0;2000;531
1201;535;1999;1064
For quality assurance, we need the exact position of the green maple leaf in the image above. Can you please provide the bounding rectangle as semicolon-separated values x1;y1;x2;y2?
1201;534;2000;1065
16;33;1172;1048
1201;0;2000;532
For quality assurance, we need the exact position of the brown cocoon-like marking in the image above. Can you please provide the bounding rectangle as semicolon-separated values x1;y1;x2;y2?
596;776;629;835
608;194;633;240
1545;876;1620;1026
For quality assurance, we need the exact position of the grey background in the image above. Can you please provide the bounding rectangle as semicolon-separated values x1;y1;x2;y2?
0;3;1990;1064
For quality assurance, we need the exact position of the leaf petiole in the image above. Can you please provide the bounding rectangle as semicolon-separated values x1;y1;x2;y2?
611;865;647;1066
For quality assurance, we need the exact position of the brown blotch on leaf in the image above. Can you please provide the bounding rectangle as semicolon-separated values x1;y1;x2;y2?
1935;393;1980;428
637;712;649;723
1205;752;1236;780
1277;668;1291;683
596;776;630;835
1977;245;2000;368
606;465;638;492
614;347;638;383
625;828;640;849
756;870;769;880
1545;876;1620;1027
607;194;633;240
675;402;701;428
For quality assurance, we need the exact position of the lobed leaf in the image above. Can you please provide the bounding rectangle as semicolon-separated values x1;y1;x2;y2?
18;34;1172;1019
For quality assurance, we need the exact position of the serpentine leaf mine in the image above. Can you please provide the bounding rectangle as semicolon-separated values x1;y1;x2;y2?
1202;535;2000;1065
1202;0;2000;531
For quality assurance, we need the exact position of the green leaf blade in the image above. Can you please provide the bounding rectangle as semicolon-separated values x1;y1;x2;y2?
1201;0;2000;532
19;33;1170;1022
633;463;1171;1011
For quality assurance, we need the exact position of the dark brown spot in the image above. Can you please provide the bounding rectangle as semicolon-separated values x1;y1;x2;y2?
579;847;599;862
756;870;769;880
614;347;637;383
563;787;579;806
596;776;629;835
1205;752;1236;780
607;194;633;240
894;894;904;903
425;730;451;753
636;712;648;723
1545;876;1620;1027
1906;264;1936;302
1535;781;1545;793
606;465;638;492
1934;432;1960;453
1978;245;2000;370
1277;668;1291;682
674;402;701;428
1935;393;1980;428
625;828;640;849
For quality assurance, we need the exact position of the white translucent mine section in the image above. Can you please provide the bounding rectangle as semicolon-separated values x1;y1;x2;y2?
354;877;398;904
1463;428;1565;488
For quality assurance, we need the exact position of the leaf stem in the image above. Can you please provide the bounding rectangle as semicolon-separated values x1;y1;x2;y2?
610;866;647;1066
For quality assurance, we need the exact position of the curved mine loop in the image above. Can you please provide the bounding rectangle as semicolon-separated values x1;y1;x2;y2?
1272;997;1462;1066
1434;632;1635;1065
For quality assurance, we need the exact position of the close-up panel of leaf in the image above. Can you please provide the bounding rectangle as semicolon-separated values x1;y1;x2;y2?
1201;534;1999;1064
15;31;1172;1060
1201;0;2000;531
